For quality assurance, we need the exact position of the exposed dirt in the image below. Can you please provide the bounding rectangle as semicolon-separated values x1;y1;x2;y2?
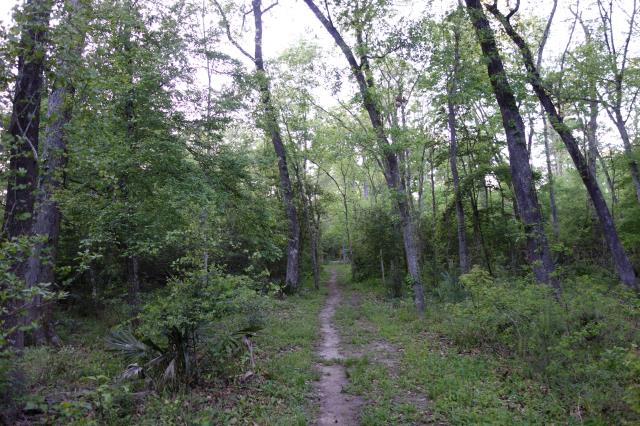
339;285;437;425
315;268;363;425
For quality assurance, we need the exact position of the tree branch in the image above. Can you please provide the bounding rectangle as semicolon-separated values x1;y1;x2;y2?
212;0;255;62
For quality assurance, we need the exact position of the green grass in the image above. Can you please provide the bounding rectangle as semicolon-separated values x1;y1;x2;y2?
14;272;328;425
15;264;636;424
191;283;325;425
332;272;590;425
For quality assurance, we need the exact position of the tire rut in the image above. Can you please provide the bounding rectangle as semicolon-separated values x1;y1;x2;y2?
315;267;363;425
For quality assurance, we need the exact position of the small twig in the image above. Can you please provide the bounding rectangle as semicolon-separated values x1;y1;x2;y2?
506;0;521;20
262;1;278;15
212;0;255;62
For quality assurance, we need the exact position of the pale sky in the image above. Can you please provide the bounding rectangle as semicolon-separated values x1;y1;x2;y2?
1;0;635;86
1;0;638;165
3;0;632;62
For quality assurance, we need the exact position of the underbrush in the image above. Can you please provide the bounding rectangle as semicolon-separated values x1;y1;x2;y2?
346;266;640;424
11;270;326;425
432;266;640;422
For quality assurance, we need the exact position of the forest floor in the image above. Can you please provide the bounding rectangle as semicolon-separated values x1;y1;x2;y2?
321;265;440;425
15;264;616;424
315;268;363;425
319;265;576;425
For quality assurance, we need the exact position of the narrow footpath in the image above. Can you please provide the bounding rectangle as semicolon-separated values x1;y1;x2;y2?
315;268;363;425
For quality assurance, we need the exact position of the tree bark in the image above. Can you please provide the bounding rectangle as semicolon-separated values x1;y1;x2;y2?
3;0;51;349
465;0;560;295
252;0;300;292
26;0;85;346
487;4;638;291
3;0;51;241
303;0;425;313
446;22;469;274
26;87;69;346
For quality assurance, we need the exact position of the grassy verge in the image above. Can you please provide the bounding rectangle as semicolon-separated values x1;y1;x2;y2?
186;283;325;425
333;267;637;425
14;273;327;425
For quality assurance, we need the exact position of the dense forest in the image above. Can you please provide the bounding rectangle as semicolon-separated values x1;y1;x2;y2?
1;0;640;424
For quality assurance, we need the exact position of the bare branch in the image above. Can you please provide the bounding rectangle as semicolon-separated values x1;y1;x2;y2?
506;0;520;20
212;0;255;62
262;1;279;15
620;0;638;77
536;0;558;69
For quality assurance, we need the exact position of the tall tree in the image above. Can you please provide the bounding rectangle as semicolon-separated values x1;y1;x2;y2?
464;0;560;294
594;0;640;204
486;1;639;291
445;7;469;274
3;0;52;349
3;0;51;241
303;0;425;313
215;0;301;292
25;0;86;345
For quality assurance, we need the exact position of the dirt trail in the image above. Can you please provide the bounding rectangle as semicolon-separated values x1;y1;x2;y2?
315;268;362;425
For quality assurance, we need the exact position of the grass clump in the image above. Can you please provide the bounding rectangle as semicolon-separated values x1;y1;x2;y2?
339;265;640;424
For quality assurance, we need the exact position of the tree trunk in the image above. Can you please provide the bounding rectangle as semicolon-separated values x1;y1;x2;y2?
297;154;320;290
128;255;140;307
596;148;618;205
341;192;353;267
25;87;68;346
417;143;428;212
430;147;437;219
304;180;320;291
447;24;469;274
3;0;50;241
487;4;638;290
465;0;560;295
303;0;425;313
542;114;560;238
611;109;640;204
25;0;84;346
469;188;493;275
252;0;300;292
389;256;402;298
586;101;598;178
3;0;51;349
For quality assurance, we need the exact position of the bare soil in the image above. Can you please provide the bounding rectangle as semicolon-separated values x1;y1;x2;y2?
315;268;363;425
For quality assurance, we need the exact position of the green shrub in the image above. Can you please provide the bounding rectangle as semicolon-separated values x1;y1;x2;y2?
0;237;67;421
107;268;263;390
438;269;640;421
625;345;640;415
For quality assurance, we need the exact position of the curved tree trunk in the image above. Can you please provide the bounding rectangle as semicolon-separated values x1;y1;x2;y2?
487;4;638;291
252;0;300;292
465;0;560;296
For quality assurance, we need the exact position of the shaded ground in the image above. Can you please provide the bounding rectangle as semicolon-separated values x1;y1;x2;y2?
315;268;363;425
314;266;437;425
333;273;437;425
